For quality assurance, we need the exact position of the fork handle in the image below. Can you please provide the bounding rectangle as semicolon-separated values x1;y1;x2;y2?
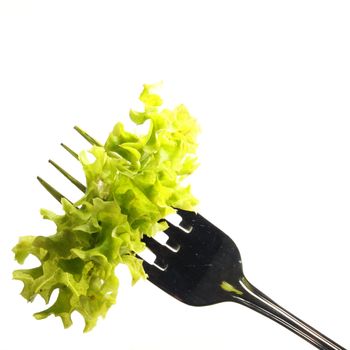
232;277;347;350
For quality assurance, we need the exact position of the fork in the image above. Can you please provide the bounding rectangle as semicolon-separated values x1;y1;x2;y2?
38;126;347;350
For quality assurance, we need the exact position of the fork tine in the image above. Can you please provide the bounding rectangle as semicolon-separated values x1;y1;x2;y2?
39;129;99;205
175;208;196;231
139;259;164;280
37;176;72;204
142;236;171;269
162;220;190;246
48;159;86;193
60;143;79;160
74;126;102;147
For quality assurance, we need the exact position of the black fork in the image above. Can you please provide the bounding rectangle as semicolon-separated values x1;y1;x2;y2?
39;126;347;350
142;210;347;350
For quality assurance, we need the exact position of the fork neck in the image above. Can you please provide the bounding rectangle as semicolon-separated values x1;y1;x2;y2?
227;276;347;350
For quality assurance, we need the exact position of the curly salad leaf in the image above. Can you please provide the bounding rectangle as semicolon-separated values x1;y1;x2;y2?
12;83;200;332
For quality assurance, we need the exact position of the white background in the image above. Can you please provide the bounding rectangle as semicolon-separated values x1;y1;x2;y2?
0;1;349;349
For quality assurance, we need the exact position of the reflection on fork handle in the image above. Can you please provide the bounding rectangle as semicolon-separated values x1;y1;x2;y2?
232;277;347;350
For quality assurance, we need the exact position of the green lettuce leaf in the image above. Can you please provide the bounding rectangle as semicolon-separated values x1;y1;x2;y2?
13;83;200;332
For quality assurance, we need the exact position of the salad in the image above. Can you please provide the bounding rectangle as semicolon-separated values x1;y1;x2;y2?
12;83;200;331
